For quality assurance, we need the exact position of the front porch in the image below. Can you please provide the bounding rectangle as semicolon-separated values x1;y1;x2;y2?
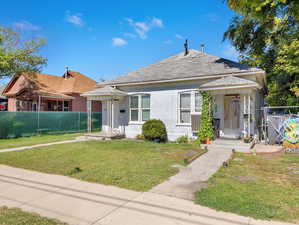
199;76;262;139
81;85;128;138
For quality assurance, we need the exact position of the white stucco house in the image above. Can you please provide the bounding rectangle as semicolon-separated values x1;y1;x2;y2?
82;49;266;141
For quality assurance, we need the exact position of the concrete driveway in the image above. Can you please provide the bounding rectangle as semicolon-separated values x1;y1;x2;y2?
0;165;295;225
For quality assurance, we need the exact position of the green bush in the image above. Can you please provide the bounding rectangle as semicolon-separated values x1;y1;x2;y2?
142;119;167;142
176;135;189;143
198;91;215;141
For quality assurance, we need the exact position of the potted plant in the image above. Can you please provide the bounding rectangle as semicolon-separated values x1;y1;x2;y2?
198;91;215;144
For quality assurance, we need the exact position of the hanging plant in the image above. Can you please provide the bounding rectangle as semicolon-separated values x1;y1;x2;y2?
198;91;215;143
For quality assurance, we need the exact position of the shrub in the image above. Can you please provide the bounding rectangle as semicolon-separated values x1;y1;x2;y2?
142;119;167;142
176;135;189;144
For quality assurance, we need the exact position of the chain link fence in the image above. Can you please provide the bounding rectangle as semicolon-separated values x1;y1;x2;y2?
0;112;102;139
262;106;299;144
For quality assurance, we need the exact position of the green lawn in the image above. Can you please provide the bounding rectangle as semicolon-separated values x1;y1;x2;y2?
195;153;299;224
0;207;67;225
0;140;203;191
0;133;82;150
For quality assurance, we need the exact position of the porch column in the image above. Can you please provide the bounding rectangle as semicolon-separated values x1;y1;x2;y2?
87;99;92;133
111;99;114;132
243;95;247;137
248;95;251;137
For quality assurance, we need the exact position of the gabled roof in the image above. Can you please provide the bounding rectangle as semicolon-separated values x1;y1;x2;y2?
199;76;259;89
3;71;97;98
82;86;127;97
103;49;264;86
29;71;97;94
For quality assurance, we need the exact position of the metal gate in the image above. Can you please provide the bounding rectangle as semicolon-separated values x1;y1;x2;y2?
261;106;299;144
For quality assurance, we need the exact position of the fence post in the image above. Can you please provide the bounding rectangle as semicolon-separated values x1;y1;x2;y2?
78;112;80;132
37;95;41;134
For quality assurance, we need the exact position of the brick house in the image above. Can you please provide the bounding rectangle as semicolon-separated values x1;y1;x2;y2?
3;70;101;112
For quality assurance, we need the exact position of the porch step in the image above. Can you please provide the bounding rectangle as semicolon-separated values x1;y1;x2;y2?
202;139;251;152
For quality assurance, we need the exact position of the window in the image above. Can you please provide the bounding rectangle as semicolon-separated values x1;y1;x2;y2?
178;91;202;124
63;101;70;111
141;95;150;121
130;94;150;122
130;96;139;121
179;93;191;123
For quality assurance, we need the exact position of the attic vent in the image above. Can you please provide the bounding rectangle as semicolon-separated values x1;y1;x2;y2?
184;39;189;56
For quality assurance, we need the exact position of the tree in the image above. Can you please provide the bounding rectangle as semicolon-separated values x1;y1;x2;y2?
224;0;299;106
0;26;47;79
198;91;215;141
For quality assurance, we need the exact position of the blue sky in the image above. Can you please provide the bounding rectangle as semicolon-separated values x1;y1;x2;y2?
0;0;238;83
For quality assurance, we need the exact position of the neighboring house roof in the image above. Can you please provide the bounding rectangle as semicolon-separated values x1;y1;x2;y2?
82;86;128;97
3;71;97;99
103;49;264;86
199;76;260;90
0;85;7;99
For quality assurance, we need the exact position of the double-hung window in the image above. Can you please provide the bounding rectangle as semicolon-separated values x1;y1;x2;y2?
130;94;150;122
178;91;202;124
179;93;191;123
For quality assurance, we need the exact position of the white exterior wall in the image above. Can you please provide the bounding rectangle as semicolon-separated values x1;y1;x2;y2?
118;80;207;141
108;74;263;141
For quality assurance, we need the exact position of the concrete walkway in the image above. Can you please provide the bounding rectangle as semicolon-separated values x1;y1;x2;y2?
150;139;283;200
150;146;233;200
0;139;85;153
0;165;294;225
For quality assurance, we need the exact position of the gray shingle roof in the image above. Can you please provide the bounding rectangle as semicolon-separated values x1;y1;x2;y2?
200;76;259;88
103;49;264;86
81;86;127;96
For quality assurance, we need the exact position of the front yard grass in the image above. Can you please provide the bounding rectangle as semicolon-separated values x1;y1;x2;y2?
0;133;82;150
0;140;203;191
195;152;299;224
0;206;67;225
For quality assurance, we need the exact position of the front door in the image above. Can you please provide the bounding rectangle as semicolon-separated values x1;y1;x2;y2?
223;95;240;138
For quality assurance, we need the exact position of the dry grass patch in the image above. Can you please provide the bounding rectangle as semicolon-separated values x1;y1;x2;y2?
195;152;299;224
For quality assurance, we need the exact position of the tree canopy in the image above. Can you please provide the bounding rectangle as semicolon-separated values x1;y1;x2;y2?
224;0;299;106
0;26;47;79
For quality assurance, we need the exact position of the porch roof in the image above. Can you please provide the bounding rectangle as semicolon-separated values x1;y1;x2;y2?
199;76;260;90
81;86;128;97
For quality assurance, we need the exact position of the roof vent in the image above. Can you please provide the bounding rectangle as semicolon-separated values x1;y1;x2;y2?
200;44;205;53
184;39;189;56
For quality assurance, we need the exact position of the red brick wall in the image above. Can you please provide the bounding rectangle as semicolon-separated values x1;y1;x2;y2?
72;94;87;112
92;101;101;112
71;94;101;112
7;94;102;113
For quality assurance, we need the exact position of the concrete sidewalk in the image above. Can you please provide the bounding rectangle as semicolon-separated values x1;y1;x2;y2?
0;165;294;225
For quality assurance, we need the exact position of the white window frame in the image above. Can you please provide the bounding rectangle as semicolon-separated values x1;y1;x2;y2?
177;90;202;125
129;94;151;123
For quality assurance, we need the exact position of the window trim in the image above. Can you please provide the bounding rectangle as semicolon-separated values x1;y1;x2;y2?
129;94;151;123
177;90;202;125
